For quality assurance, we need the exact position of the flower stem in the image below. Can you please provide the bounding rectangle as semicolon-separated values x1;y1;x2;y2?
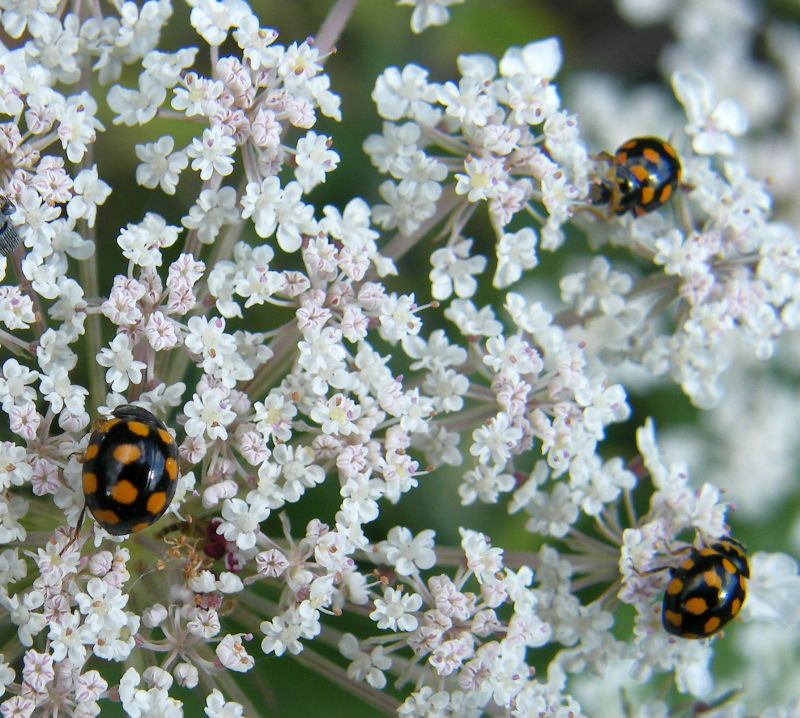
243;321;300;399
377;188;462;266
77;61;103;412
315;0;359;59
293;645;401;716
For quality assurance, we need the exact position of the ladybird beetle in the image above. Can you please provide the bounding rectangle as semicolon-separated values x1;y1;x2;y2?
661;537;749;639
591;136;681;217
82;405;179;535
0;197;20;256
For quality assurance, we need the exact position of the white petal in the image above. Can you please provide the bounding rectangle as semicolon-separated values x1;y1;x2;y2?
456;53;497;82
671;70;711;123
691;131;735;157
711;97;749;136
500;37;562;79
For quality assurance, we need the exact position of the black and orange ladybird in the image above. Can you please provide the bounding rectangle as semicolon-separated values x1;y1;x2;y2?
82;405;179;535
661;536;749;639
591;136;681;217
0;197;20;256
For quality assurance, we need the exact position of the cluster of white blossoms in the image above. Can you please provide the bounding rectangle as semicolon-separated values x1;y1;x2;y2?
1;0;800;716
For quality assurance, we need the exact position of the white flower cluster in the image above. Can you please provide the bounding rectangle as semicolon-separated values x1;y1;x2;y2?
0;0;799;717
366;42;800;411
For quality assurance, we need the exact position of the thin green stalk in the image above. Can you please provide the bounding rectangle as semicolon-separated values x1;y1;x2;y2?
76;59;103;412
293;647;401;716
377;188;463;267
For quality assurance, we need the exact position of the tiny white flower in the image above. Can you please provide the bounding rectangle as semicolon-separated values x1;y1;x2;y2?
260;609;305;656
136;136;189;194
294;131;339;192
75;670;108;703
205;688;245;718
1;0;58;38
190;0;248;45
183;388;237;441
370;587;422;631
233;15;279;70
240;177;315;252
66;165;111;227
339;633;392;689
174;662;199;689
494;228;538;288
0;358;39;411
182;187;240;244
672;71;748;156
75;577;129;634
172;73;225;116
560;256;632;318
380;526;437;576
22;650;53;693
438;76;497;127
216;634;255;673
310;393;362;436
744;552;800;624
96;334;146;393
397;0;464;34
218;493;270;550
455;155;509;203
470;413;523;467
372;64;441;126
429;239;487;300
117;213;181;268
119;666;183;718
57;92;103;162
460;528;504;583
255;549;289;578
187;126;237;180
48;611;92;664
187;608;221;639
499;36;562;79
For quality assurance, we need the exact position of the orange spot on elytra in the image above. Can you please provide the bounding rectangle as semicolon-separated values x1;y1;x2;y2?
92;509;120;525
98;418;121;434
157;428;173;445
703;570;722;589
113;444;141;464
82;472;97;494
111;479;138;505
642;147;661;163
667;578;683;595
146;491;167;515
686;597;708;615
126;421;150;437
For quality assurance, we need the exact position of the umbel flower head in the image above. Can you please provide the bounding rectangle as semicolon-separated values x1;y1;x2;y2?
1;0;800;716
